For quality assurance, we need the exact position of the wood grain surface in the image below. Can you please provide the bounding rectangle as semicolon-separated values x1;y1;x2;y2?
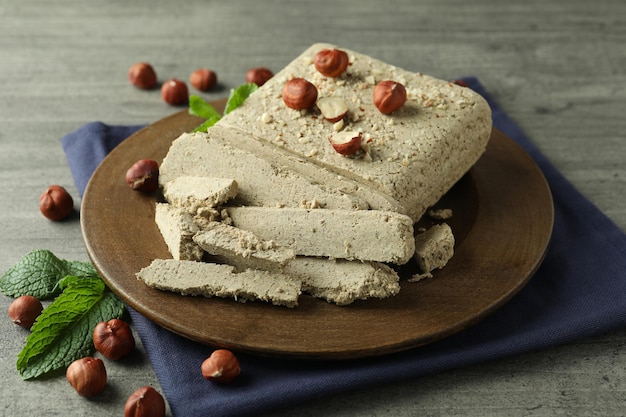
1;0;625;416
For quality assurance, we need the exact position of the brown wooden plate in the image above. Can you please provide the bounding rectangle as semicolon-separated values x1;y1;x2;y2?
81;100;553;360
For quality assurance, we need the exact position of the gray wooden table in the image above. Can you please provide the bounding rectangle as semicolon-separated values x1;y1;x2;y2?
1;1;625;416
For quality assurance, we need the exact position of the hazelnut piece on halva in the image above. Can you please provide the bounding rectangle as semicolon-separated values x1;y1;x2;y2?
329;131;362;156
317;97;349;123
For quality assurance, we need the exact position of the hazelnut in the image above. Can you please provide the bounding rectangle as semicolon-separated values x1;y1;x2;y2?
201;349;240;384
317;97;349;123
373;80;407;114
8;295;43;329
39;185;74;221
329;131;362;156
66;357;107;398
128;62;158;90
161;78;188;105
451;79;469;88
93;319;136;361
125;159;159;192
282;78;318;110
314;48;349;77
245;67;274;86
189;68;218;91
124;386;166;417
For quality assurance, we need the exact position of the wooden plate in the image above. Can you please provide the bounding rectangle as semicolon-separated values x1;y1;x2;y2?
81;101;553;360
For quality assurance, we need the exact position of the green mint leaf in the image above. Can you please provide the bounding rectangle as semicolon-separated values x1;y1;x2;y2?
63;260;99;278
0;249;67;299
58;274;90;290
17;276;125;380
192;115;222;133
188;95;221;120
224;83;258;115
188;83;258;132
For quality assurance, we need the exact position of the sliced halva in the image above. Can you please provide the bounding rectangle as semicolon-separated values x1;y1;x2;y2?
225;206;415;264
193;221;295;270
414;223;455;273
205;246;400;305
293;258;400;305
162;176;238;213
159;131;368;210
154;203;204;261
136;259;301;308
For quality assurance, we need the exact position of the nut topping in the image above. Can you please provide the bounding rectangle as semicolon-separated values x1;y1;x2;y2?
282;78;318;110
314;48;349;77
373;80;407;114
317;97;349;123
329;131;362;156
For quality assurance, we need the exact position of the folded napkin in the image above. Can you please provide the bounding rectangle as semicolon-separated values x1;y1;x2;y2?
62;78;626;417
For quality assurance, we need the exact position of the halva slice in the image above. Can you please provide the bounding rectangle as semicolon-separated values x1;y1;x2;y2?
205;247;400;305
292;258;400;305
154;203;203;261
225;206;415;264
162;176;238;213
136;259;301;308
414;223;455;273
193;221;295;271
159;131;368;210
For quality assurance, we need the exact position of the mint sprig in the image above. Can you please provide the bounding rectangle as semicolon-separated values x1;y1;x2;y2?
17;276;125;380
1;250;126;380
223;82;258;115
0;249;98;299
189;82;258;132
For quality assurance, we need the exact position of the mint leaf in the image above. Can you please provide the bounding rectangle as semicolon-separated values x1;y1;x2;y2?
189;83;258;132
189;95;221;120
63;260;99;278
0;250;101;299
16;276;125;380
0;249;67;299
224;83;258;115
192;115;222;133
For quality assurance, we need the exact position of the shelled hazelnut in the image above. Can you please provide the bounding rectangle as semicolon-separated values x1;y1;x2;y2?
282;78;317;110
125;159;159;192
245;67;274;86
317;97;349;123
329;131;362;156
39;185;74;221
124;386;166;417
373;80;407;114
8;295;43;329
314;48;349;77
190;68;218;91
66;357;107;398
161;78;188;105
128;62;158;90
93;319;136;361
201;349;240;384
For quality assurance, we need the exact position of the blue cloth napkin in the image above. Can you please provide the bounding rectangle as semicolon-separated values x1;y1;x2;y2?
62;78;626;417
